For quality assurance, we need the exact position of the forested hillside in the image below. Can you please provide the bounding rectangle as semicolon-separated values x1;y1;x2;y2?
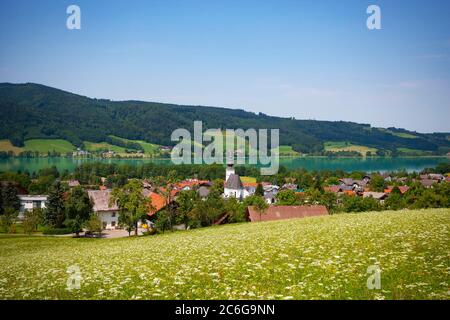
1;83;449;155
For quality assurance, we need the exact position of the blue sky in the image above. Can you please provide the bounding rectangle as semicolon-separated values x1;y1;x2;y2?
1;0;449;133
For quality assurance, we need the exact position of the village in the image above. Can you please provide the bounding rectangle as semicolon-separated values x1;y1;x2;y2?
1;161;448;238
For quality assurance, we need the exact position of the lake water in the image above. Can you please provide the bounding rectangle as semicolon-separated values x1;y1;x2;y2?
0;156;448;173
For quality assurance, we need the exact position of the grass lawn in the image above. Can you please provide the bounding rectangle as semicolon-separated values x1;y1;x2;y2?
324;141;378;155
0;208;448;300
23;139;76;154
0;139;23;155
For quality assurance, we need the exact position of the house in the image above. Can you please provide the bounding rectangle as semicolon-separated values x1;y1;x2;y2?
18;195;47;219
247;205;328;222
324;185;342;193
87;190;120;230
363;192;388;201
384;186;409;194
67;180;80;188
264;192;276;204
428;173;444;181
281;183;298;190
420;179;436;188
197;186;210;199
339;178;367;191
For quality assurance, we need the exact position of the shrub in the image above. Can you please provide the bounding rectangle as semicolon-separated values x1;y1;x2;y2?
41;227;72;235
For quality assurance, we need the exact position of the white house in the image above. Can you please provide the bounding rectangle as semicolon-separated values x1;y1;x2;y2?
87;190;120;230
18;195;47;219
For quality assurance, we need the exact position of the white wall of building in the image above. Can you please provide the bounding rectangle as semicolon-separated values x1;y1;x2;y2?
97;211;119;230
18;195;47;219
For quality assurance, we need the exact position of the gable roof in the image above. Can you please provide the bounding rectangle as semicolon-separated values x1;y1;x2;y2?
363;192;387;200
225;174;243;189
247;205;328;222
87;190;119;212
147;192;168;216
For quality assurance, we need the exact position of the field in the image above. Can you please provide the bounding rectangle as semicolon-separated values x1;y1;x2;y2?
23;139;76;154
0;208;449;300
397;148;432;156
83;141;128;153
0;139;23;155
324;141;378;155
278;145;300;156
108;136;161;154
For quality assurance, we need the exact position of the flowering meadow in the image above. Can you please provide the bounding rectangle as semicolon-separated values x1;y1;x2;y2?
0;208;449;300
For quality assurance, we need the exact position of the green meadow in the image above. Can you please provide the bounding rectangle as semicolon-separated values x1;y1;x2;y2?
324;141;378;155
23;139;76;154
0;208;448;300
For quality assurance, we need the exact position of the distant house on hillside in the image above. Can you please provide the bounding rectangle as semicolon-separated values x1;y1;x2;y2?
88;190;119;230
246;205;328;222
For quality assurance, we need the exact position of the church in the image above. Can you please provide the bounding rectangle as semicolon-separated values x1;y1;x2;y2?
223;162;252;201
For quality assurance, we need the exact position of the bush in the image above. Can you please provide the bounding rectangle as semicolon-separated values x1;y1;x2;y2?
84;215;103;236
42;227;72;235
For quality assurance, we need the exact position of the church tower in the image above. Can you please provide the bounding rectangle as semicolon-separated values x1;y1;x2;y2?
225;151;235;182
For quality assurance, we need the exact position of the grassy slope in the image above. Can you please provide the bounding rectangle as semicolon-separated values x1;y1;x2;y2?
23;139;76;153
108;135;161;154
0;139;23;155
324;141;378;155
0;208;449;300
83;141;127;153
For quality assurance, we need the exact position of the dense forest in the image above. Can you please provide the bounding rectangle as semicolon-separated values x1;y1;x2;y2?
1;83;449;154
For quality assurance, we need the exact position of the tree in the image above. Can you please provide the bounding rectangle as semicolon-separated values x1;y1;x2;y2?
276;190;297;205
154;209;171;233
1;183;20;215
44;181;66;228
253;196;269;222
370;174;387;192
384;193;405;210
22;208;43;234
175;190;199;227
111;180;152;236
65;186;93;237
224;197;246;223
84;215;103;236
342;195;381;213
0;208;17;233
255;183;264;196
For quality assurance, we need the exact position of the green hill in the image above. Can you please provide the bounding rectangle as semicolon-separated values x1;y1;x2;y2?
0;208;448;299
1;83;449;155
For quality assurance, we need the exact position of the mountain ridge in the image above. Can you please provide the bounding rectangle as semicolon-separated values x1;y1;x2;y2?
1;82;449;155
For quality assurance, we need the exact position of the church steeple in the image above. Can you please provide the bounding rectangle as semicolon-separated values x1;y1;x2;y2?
225;151;235;182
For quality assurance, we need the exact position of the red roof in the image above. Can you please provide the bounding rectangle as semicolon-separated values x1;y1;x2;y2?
147;192;168;216
385;186;409;194
247;205;328;222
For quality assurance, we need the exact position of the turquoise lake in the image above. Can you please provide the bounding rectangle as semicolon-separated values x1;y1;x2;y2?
0;156;448;173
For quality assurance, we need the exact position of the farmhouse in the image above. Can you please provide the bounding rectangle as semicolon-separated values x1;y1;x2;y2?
18;195;47;219
247;205;329;222
87;190;119;230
